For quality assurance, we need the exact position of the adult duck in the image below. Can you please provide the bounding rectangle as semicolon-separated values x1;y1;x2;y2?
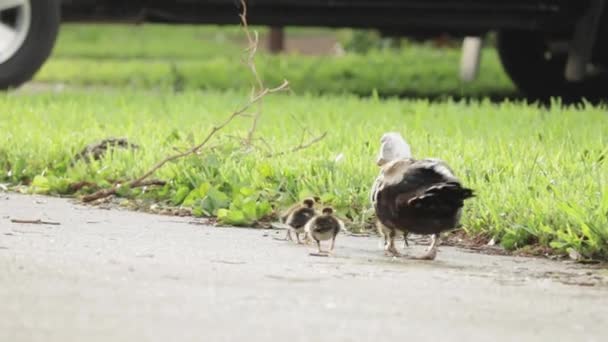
370;132;475;260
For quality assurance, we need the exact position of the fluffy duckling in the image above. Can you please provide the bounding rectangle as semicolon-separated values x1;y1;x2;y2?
376;221;409;252
305;207;343;255
371;132;475;260
280;197;316;244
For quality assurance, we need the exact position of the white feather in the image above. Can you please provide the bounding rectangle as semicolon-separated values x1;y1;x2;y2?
377;132;412;164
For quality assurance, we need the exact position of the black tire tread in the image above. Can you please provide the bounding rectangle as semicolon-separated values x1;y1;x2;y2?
0;0;60;90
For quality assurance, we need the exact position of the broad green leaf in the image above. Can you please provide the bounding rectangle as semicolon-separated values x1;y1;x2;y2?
241;201;258;221
257;163;274;178
31;175;50;194
239;187;255;197
218;209;251;226
172;186;190;205
182;182;210;207
256;201;273;218
200;186;230;215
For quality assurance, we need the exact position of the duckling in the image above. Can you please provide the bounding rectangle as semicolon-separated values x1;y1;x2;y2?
305;207;343;255
280;197;316;244
376;221;409;253
371;132;475;260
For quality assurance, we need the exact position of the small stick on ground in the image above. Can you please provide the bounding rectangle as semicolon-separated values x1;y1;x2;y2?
309;252;330;257
10;219;61;225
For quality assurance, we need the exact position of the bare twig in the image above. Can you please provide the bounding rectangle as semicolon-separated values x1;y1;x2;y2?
79;0;325;205
239;0;288;146
81;188;119;202
81;1;288;203
68;181;97;192
82;80;286;204
239;0;264;92
128;80;287;189
257;136;275;152
81;178;168;202
266;132;328;158
71;179;165;197
11;219;61;225
134;179;167;187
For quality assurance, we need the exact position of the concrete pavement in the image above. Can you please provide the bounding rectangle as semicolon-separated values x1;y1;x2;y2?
1;193;607;342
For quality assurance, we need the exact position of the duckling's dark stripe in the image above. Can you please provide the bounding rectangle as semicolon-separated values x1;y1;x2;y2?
311;216;340;234
286;208;316;228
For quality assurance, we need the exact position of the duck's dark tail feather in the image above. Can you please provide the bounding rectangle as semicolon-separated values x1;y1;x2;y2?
406;182;475;213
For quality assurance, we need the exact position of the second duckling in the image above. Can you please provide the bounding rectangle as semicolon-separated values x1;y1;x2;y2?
305;207;343;255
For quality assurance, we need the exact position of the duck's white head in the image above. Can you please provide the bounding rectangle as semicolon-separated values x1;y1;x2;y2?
376;132;411;166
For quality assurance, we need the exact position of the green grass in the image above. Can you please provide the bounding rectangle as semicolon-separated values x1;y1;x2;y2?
34;24;516;97
4;24;607;259
1;89;607;258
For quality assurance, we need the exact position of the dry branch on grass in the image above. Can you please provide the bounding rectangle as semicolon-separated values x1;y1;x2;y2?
266;132;328;158
81;0;325;203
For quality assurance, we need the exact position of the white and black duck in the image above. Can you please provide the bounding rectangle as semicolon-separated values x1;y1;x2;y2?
370;132;475;260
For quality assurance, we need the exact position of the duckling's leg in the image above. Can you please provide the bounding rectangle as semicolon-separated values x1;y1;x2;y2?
377;221;388;249
302;231;311;245
386;229;402;257
316;239;324;254
415;234;439;260
329;234;337;253
296;232;304;244
308;238;331;257
403;231;410;248
285;229;293;242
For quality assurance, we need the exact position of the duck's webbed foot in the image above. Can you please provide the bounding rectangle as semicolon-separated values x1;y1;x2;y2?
309;239;330;257
329;235;336;253
385;231;402;257
414;234;439;260
285;230;293;242
386;246;401;257
302;232;311;245
296;232;304;244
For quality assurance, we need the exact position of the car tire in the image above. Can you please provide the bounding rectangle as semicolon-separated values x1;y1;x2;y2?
0;0;60;90
496;29;608;100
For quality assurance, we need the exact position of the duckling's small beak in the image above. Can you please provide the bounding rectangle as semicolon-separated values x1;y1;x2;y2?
376;157;387;166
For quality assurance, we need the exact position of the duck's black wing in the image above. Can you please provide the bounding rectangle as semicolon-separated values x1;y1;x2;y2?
375;158;474;233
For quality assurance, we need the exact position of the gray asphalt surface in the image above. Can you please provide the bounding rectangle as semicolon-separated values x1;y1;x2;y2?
1;193;607;342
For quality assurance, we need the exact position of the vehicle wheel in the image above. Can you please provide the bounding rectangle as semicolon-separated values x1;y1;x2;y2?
0;0;60;90
496;30;608;100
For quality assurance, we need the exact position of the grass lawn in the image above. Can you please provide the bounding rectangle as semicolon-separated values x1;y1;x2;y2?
1;88;607;259
34;24;516;98
1;24;607;259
